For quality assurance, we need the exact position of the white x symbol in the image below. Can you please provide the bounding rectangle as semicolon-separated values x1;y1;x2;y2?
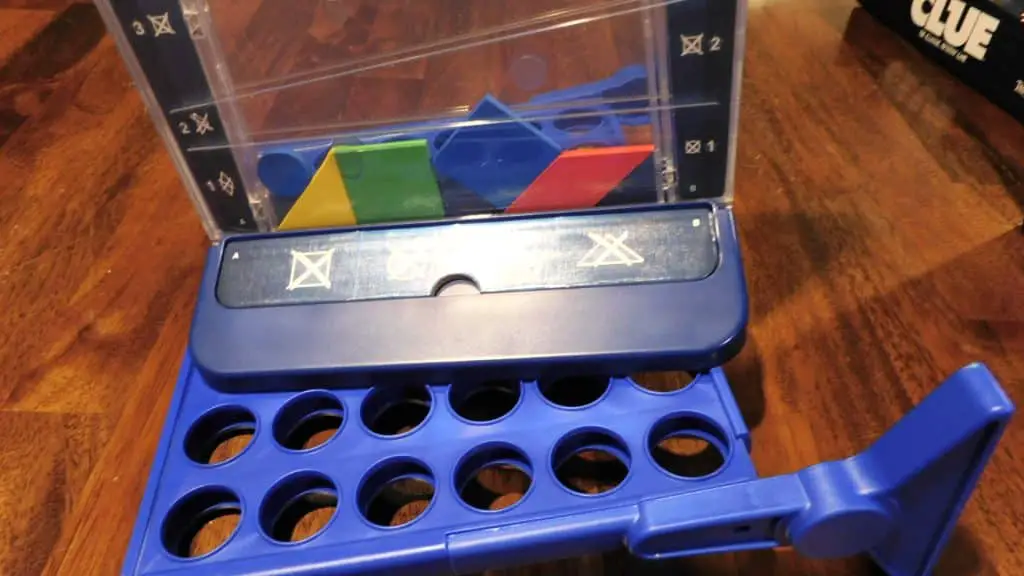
148;13;176;36
578;232;644;268
681;33;704;56
286;249;334;290
217;171;235;196
191;112;214;135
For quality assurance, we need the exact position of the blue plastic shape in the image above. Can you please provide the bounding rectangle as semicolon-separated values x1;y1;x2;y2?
122;361;1013;575
437;175;499;217
529;65;652;126
189;204;747;391
598;155;658;207
431;95;563;210
257;140;334;199
532;104;626;149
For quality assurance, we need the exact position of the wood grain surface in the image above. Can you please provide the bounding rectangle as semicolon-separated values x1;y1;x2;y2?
0;1;1022;575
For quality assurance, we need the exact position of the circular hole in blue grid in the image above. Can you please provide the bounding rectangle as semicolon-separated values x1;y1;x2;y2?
648;414;730;479
260;472;338;544
273;391;343;451
632;372;697;394
184;406;256;465
358;458;436;528
539;375;610;409
454;443;533;511
449;380;521;423
162;486;241;559
361;384;432;437
552;429;630;495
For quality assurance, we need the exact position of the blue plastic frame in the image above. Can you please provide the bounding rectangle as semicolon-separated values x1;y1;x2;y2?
190;203;748;392
122;358;1014;576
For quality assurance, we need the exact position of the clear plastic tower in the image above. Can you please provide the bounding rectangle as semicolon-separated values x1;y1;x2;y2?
94;0;745;240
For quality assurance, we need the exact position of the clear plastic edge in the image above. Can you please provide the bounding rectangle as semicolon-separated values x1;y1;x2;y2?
645;0;677;204
93;1;226;242
183;0;280;229
723;0;748;205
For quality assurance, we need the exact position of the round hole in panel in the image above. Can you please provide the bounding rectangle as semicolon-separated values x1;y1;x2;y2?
648;414;730;479
632;372;697;394
361;384;432;437
449;379;521;423
358;458;436;528
454;443;533;511
538;375;610;409
273;391;343;451
259;472;338;544
162;487;242;559
184;406;256;465
551;429;631;496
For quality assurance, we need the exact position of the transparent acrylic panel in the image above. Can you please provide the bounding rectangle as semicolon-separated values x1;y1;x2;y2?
203;1;664;135
94;0;744;239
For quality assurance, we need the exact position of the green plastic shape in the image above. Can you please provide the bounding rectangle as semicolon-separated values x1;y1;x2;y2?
334;140;446;224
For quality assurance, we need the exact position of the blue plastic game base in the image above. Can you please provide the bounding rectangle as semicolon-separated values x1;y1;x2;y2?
122;359;1012;575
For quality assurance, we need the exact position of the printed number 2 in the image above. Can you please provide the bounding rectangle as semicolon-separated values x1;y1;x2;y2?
179;122;191;135
710;36;722;52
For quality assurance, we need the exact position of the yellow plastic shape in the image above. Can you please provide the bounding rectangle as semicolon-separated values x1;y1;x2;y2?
278;152;357;230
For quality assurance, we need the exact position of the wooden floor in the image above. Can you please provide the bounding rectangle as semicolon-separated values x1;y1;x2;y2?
0;0;1022;574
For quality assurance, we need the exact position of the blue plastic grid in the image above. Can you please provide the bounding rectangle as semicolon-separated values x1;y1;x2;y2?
123;357;1013;575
